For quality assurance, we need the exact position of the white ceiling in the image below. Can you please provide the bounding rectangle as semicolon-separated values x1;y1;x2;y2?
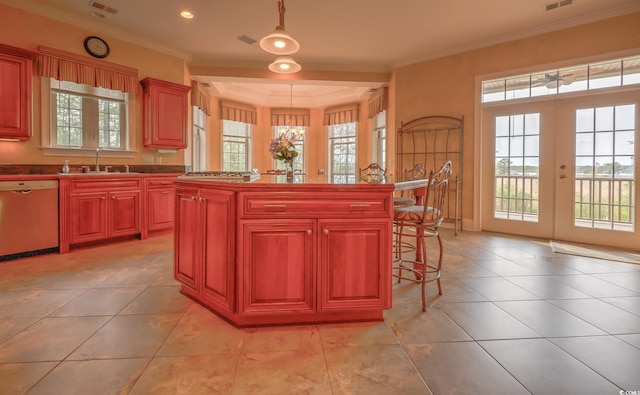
3;0;639;107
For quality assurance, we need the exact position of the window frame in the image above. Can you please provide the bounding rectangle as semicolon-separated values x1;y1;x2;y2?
328;121;358;184
192;105;207;172
221;119;252;172
40;77;137;158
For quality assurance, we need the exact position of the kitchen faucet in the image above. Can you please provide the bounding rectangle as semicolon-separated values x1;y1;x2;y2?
95;148;100;172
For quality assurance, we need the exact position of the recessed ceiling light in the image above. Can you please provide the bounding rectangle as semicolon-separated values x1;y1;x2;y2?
180;10;194;19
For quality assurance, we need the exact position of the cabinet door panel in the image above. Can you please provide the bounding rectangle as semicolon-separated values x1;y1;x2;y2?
318;220;391;310
70;192;108;243
109;191;140;237
0;49;33;140
148;189;175;231
240;220;315;314
174;189;198;290
200;189;236;312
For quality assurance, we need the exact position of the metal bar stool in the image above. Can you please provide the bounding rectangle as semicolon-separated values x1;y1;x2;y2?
392;160;452;311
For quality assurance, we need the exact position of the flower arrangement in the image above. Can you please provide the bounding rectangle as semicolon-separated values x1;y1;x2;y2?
268;131;299;166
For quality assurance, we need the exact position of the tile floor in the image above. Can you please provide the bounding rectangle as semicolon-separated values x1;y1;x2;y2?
0;229;639;394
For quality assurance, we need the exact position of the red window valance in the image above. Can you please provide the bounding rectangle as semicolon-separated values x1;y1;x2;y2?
270;108;310;126
324;103;359;126
191;80;211;116
220;100;257;125
368;86;388;118
37;46;138;93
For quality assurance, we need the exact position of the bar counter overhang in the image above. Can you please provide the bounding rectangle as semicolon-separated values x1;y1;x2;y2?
172;172;397;327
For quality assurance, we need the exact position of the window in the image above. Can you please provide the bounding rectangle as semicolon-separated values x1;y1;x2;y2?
574;104;635;231
482;55;640;103
222;120;252;172
192;106;207;172
372;110;386;165
51;79;127;150
494;113;540;222
273;126;306;172
329;122;357;183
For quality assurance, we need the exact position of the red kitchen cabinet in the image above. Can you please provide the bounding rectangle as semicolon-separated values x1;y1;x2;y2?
0;44;36;141
61;177;142;252
318;220;390;311
174;187;236;314
140;77;190;149
146;176;176;233
240;220;316;315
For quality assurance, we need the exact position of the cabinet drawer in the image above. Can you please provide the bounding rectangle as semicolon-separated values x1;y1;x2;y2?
239;192;391;218
70;178;141;192
147;177;177;189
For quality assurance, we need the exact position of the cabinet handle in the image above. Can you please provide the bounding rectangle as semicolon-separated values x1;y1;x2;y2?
112;196;115;200
350;203;371;207
102;196;106;200
161;182;172;185
264;204;286;208
191;196;196;201
306;229;312;235
323;229;329;235
162;191;172;194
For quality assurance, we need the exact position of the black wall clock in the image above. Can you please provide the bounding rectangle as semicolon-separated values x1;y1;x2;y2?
83;36;110;58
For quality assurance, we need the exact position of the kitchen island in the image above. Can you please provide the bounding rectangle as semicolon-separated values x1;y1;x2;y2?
173;174;394;327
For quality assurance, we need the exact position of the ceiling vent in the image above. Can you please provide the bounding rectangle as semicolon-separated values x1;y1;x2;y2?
238;35;257;45
88;1;118;14
545;0;573;11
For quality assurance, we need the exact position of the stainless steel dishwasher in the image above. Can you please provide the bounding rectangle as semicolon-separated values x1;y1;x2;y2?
0;180;59;259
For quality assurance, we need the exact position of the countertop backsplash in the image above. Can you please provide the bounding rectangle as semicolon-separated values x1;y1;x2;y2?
0;164;189;175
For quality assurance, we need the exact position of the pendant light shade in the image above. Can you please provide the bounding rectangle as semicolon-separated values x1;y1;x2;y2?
260;0;300;56
269;56;302;74
260;28;300;55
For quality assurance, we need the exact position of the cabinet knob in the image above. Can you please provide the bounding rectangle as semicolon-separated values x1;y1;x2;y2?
306;229;312;235
323;229;329;235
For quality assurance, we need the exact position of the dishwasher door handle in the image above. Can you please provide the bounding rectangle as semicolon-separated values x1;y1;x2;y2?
10;190;33;195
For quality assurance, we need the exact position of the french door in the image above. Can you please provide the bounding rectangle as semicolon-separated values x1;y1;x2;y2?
481;89;639;249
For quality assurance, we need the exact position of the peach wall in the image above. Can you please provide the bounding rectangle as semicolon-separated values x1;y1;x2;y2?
0;3;188;167
393;11;640;224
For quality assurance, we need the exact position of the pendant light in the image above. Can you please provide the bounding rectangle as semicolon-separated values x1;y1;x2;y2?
268;56;302;74
259;0;300;56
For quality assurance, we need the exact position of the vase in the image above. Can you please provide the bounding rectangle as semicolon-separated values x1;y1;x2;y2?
285;161;294;181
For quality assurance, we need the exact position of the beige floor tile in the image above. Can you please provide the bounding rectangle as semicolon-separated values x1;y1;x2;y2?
407;342;529;394
0;316;39;343
27;358;149;395
0;289;86;318
480;338;621;394
0;316;109;362
67;313;182;359
120;286;193;314
50;287;145;316
0;362;57;394
243;324;322;353
385;303;472;344
319;321;398;348
157;304;246;356
324;344;429;394
130;355;239;395
232;349;331;394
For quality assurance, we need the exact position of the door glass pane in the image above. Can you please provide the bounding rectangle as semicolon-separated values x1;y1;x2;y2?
574;105;635;231
494;113;540;222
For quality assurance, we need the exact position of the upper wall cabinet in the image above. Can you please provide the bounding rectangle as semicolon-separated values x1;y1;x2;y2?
140;77;191;149
0;44;37;141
